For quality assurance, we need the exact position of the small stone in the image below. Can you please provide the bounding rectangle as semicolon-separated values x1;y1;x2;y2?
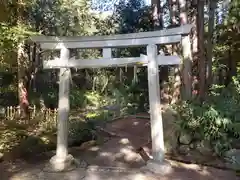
179;145;190;154
196;140;212;155
189;143;195;149
225;149;240;170
179;133;192;145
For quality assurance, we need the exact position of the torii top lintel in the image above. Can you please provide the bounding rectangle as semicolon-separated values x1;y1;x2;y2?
30;24;193;49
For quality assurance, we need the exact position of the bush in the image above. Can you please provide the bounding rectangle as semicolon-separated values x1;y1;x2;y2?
68;119;97;146
172;76;240;156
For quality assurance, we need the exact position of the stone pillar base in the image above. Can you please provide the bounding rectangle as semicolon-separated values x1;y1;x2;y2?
44;154;77;172
141;159;173;175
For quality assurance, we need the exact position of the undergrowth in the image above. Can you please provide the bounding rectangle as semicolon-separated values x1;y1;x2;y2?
173;75;240;156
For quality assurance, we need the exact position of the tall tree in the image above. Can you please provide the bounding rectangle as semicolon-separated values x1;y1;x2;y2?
169;0;178;25
151;0;170;103
179;0;192;100
17;0;30;118
152;0;163;29
197;0;206;101
187;0;199;97
169;0;180;104
206;0;217;88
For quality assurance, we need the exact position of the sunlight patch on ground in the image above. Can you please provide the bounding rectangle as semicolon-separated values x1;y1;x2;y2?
169;159;210;176
119;138;130;145
119;147;139;162
99;152;113;157
89;146;100;151
133;121;139;126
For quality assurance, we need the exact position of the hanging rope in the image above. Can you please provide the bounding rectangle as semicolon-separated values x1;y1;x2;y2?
119;68;124;82
132;65;139;84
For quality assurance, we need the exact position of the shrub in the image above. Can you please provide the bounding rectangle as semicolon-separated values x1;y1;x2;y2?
172;76;240;156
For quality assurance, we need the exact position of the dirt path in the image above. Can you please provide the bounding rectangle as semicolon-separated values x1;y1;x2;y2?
1;114;239;180
104;114;230;168
1;135;239;180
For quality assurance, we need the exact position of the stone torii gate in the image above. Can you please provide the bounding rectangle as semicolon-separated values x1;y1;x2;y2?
31;24;192;173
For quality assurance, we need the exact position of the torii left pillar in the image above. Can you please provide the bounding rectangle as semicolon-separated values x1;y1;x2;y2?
48;47;75;171
142;44;172;175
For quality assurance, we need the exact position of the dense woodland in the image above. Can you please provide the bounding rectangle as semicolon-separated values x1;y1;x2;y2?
0;0;240;169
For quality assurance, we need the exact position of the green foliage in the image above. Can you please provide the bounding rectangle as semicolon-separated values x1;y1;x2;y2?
27;0;94;36
214;0;240;77
0;23;26;47
0;23;35;70
173;76;240;156
68;119;96;146
70;89;87;109
70;89;109;109
189;1;240;156
0;129;23;153
114;0;152;34
0;110;98;156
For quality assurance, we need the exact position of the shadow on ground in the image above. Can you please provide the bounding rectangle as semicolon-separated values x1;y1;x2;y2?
1;115;239;180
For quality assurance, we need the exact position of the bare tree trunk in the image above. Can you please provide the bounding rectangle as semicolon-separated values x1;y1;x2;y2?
225;49;237;86
151;0;169;103
179;0;188;24
17;0;30;119
0;0;8;22
179;0;192;100
152;0;163;29
17;42;30;120
169;0;181;104
206;0;217;88
197;0;206;101
169;0;178;25
187;0;198;97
